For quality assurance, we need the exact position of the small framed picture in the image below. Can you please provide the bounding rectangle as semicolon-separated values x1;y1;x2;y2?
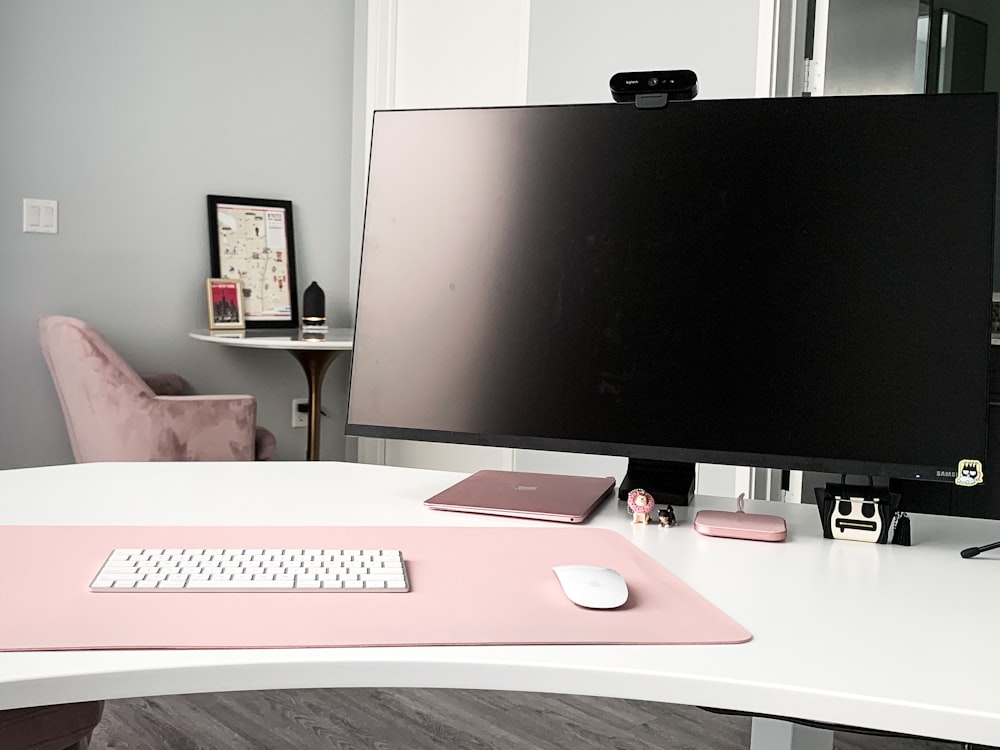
207;195;298;328
206;278;245;330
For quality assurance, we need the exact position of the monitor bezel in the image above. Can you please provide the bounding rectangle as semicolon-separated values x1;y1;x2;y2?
344;421;985;484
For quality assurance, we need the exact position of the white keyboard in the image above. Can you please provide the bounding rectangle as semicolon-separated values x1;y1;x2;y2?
90;547;410;592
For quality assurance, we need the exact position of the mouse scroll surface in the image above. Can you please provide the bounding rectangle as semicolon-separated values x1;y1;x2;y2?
552;564;629;609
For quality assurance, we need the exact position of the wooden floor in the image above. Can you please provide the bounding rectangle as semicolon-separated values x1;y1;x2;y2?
89;688;963;750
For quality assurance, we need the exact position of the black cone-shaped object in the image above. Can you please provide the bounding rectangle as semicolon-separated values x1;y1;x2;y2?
302;281;325;326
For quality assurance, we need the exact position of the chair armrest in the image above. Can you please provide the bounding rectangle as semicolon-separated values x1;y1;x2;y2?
72;393;262;463
142;373;187;396
151;395;260;461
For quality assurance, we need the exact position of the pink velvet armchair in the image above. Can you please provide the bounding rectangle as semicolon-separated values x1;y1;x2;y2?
0;701;105;750
38;315;276;461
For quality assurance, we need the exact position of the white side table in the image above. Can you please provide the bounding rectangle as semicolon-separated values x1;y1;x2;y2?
189;329;353;460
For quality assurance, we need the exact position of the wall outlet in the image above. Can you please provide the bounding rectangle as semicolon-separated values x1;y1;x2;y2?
291;398;309;428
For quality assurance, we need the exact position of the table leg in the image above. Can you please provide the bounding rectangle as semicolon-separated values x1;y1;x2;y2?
288;350;344;461
749;718;833;750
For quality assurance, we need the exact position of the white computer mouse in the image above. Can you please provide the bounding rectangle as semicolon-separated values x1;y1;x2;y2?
552;564;629;609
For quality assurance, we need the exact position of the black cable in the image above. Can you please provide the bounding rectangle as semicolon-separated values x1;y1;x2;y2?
961;540;1000;559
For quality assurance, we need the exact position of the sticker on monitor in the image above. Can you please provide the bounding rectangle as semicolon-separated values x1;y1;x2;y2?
955;459;984;487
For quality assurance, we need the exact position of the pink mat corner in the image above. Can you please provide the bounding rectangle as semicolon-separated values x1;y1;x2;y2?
0;525;751;650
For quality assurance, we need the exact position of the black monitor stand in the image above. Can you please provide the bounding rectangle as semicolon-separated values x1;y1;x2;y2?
618;458;696;506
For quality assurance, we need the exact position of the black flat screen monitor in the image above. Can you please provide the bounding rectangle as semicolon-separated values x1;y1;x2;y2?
348;94;997;484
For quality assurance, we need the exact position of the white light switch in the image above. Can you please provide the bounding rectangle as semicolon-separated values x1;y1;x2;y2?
23;199;58;234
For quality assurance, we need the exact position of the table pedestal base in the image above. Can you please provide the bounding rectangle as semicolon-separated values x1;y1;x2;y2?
289;350;344;461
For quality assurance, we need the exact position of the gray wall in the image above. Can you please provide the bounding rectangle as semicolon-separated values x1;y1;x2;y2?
0;1;355;468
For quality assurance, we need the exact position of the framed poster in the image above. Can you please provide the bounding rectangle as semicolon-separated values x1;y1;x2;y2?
206;278;245;330
207;195;299;328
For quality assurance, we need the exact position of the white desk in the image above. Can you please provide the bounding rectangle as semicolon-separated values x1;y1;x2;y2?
2;461;999;748
189;328;353;460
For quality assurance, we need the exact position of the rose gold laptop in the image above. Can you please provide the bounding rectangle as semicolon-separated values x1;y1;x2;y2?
423;470;616;524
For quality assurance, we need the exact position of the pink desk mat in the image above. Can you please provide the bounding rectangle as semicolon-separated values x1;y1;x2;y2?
0;525;751;650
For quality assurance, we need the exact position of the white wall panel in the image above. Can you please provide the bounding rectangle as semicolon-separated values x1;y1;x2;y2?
526;0;768;104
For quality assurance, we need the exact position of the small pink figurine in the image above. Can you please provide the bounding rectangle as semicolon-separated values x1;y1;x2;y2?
627;488;655;525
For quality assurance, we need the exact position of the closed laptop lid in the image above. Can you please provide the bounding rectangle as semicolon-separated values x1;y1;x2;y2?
423;470;616;523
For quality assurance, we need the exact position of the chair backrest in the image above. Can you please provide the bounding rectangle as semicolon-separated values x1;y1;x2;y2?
37;315;156;462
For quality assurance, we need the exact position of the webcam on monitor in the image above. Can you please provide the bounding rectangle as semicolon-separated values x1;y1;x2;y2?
610;69;698;108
